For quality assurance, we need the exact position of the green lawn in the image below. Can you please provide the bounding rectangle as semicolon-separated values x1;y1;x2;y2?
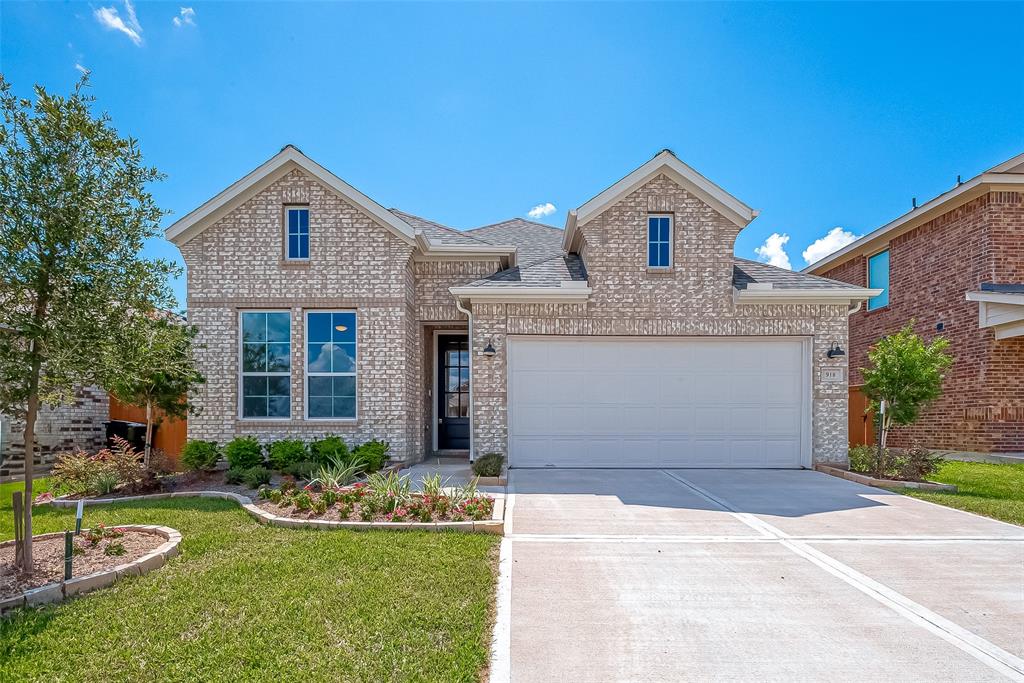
902;460;1024;527
0;479;499;682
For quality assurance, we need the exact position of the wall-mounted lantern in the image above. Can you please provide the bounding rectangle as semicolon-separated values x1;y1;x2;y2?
482;338;497;358
826;342;846;359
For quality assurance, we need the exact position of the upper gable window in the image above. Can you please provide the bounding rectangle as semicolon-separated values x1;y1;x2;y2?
867;249;890;311
286;207;310;260
647;214;673;268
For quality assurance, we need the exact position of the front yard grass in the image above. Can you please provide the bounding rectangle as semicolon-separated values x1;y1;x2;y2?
902;460;1024;527
0;479;499;682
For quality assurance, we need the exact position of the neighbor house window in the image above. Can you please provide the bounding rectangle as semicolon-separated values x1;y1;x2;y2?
286;207;309;260
647;214;672;268
867;249;890;310
306;311;357;420
240;311;291;418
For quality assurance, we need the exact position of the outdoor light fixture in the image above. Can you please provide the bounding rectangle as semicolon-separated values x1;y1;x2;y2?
334;325;348;332
482;338;496;358
826;343;846;359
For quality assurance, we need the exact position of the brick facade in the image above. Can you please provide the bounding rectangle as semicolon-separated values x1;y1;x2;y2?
470;175;851;465
179;167;854;467
818;191;1024;454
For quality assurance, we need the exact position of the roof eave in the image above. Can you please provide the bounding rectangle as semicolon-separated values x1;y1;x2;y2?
449;282;592;304
733;287;882;305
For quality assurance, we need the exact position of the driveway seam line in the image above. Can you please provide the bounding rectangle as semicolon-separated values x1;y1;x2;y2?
664;469;1024;681
488;537;513;683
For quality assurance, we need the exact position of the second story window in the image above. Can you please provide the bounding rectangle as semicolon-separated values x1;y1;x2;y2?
647;214;672;268
867;249;890;310
286;207;309;260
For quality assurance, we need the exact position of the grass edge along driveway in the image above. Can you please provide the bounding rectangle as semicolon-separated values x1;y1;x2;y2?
0;479;499;682
902;460;1024;527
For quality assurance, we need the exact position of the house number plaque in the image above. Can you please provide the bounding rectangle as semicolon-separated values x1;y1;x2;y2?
821;368;845;383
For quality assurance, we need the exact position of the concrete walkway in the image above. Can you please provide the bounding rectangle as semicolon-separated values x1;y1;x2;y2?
492;468;1024;682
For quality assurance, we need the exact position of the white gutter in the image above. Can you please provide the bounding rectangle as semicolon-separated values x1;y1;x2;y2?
733;286;882;305
448;281;592;304
452;294;475;462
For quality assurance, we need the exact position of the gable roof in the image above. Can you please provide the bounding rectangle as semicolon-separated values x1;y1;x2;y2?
562;149;758;251
804;150;1024;275
388;209;492;247
466;218;564;267
165;145;417;246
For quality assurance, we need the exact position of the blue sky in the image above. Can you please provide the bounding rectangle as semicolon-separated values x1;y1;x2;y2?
2;2;1022;308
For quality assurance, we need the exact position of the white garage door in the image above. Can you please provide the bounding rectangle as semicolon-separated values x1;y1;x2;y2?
507;337;809;469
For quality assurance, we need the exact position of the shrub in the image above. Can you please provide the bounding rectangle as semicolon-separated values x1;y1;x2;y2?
312;498;327;515
310;457;364;490
283;460;318;481
104;542;127;557
310;435;350;465
279;475;297;493
849;444;942;481
181;440;220;471
472;453;504;478
848;445;875;474
91;471;120;495
321;489;338;507
225;467;247;485
351;439;390;472
269;489;284;504
267;439;309;471
224;436;264;469
105;437;146;489
293;490;313;511
52;450;109;495
242;466;273;489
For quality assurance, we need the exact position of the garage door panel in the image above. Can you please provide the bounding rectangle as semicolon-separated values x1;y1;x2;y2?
508;338;807;469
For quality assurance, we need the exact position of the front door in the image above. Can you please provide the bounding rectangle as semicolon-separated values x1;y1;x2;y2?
437;335;470;450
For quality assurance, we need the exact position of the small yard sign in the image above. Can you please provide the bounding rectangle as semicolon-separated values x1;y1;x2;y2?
821;368;845;383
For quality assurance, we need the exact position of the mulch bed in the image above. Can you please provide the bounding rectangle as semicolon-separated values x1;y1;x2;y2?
1;529;163;598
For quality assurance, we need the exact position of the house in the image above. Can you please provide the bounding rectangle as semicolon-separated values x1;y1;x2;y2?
165;146;878;469
805;152;1024;457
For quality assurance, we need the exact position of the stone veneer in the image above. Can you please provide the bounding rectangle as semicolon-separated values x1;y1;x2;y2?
469;174;851;465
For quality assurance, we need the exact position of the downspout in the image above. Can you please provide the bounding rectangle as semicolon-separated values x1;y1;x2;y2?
453;295;475;463
848;300;863;316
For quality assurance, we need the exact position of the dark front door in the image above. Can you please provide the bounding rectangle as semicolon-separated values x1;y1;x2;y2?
438;335;470;450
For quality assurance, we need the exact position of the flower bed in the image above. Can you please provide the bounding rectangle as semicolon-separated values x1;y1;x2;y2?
1;525;181;613
256;472;495;524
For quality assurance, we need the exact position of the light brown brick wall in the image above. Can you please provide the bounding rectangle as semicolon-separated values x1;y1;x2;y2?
469;175;851;465
819;191;1024;453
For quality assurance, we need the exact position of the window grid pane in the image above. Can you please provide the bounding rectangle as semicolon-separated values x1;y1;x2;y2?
306;311;357;419
287;208;310;259
240;312;291;419
647;216;671;267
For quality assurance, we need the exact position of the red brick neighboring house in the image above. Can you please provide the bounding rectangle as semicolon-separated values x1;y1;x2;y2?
805;152;1024;456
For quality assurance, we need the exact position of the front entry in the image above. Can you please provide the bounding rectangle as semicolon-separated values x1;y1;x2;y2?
437;334;470;450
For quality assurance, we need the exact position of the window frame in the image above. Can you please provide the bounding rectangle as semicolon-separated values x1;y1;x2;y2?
237;309;292;421
284;205;310;261
646;213;674;270
303;309;358;422
866;248;890;311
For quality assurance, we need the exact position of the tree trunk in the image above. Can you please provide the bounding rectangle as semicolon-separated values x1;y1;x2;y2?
875;413;890;478
144;399;153;470
21;351;42;575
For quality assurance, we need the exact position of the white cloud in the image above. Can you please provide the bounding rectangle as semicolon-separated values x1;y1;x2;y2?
527;202;556;219
94;0;143;46
172;7;196;27
754;232;793;270
75;63;89;75
802;226;860;266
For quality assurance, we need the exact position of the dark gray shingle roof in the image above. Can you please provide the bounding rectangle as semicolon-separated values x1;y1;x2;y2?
388;209;492;247
465;218;564;267
733;258;865;290
464;254;587;288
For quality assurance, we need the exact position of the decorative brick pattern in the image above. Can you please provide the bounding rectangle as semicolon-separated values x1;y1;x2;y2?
470;176;851;465
819;191;1024;453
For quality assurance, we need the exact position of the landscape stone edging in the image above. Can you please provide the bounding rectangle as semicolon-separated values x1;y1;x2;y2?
814;464;958;492
48;490;505;535
0;525;181;615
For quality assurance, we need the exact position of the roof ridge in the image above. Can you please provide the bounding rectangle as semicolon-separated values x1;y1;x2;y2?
388;208;493;246
466;217;561;233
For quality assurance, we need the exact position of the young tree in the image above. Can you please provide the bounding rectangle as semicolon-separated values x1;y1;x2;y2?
861;324;953;477
0;76;177;573
105;313;204;469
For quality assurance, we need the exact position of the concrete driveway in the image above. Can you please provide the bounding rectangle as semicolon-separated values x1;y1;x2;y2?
491;469;1024;682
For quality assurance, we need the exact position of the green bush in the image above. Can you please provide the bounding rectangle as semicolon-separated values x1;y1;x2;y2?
351;439;390;472
471;453;504;478
848;444;942;481
267;439;309;471
224;467;247;485
848;445;874;474
224;437;263;469
181;440;220;471
310;435;349;465
283;460;318;481
242;466;273;489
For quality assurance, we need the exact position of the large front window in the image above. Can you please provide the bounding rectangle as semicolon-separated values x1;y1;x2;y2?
240;311;291;418
306;311;357;419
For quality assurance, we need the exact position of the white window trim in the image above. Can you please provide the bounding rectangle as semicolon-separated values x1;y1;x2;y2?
304;309;358;421
866;247;890;311
647;213;674;270
237;309;292;421
284;205;310;261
